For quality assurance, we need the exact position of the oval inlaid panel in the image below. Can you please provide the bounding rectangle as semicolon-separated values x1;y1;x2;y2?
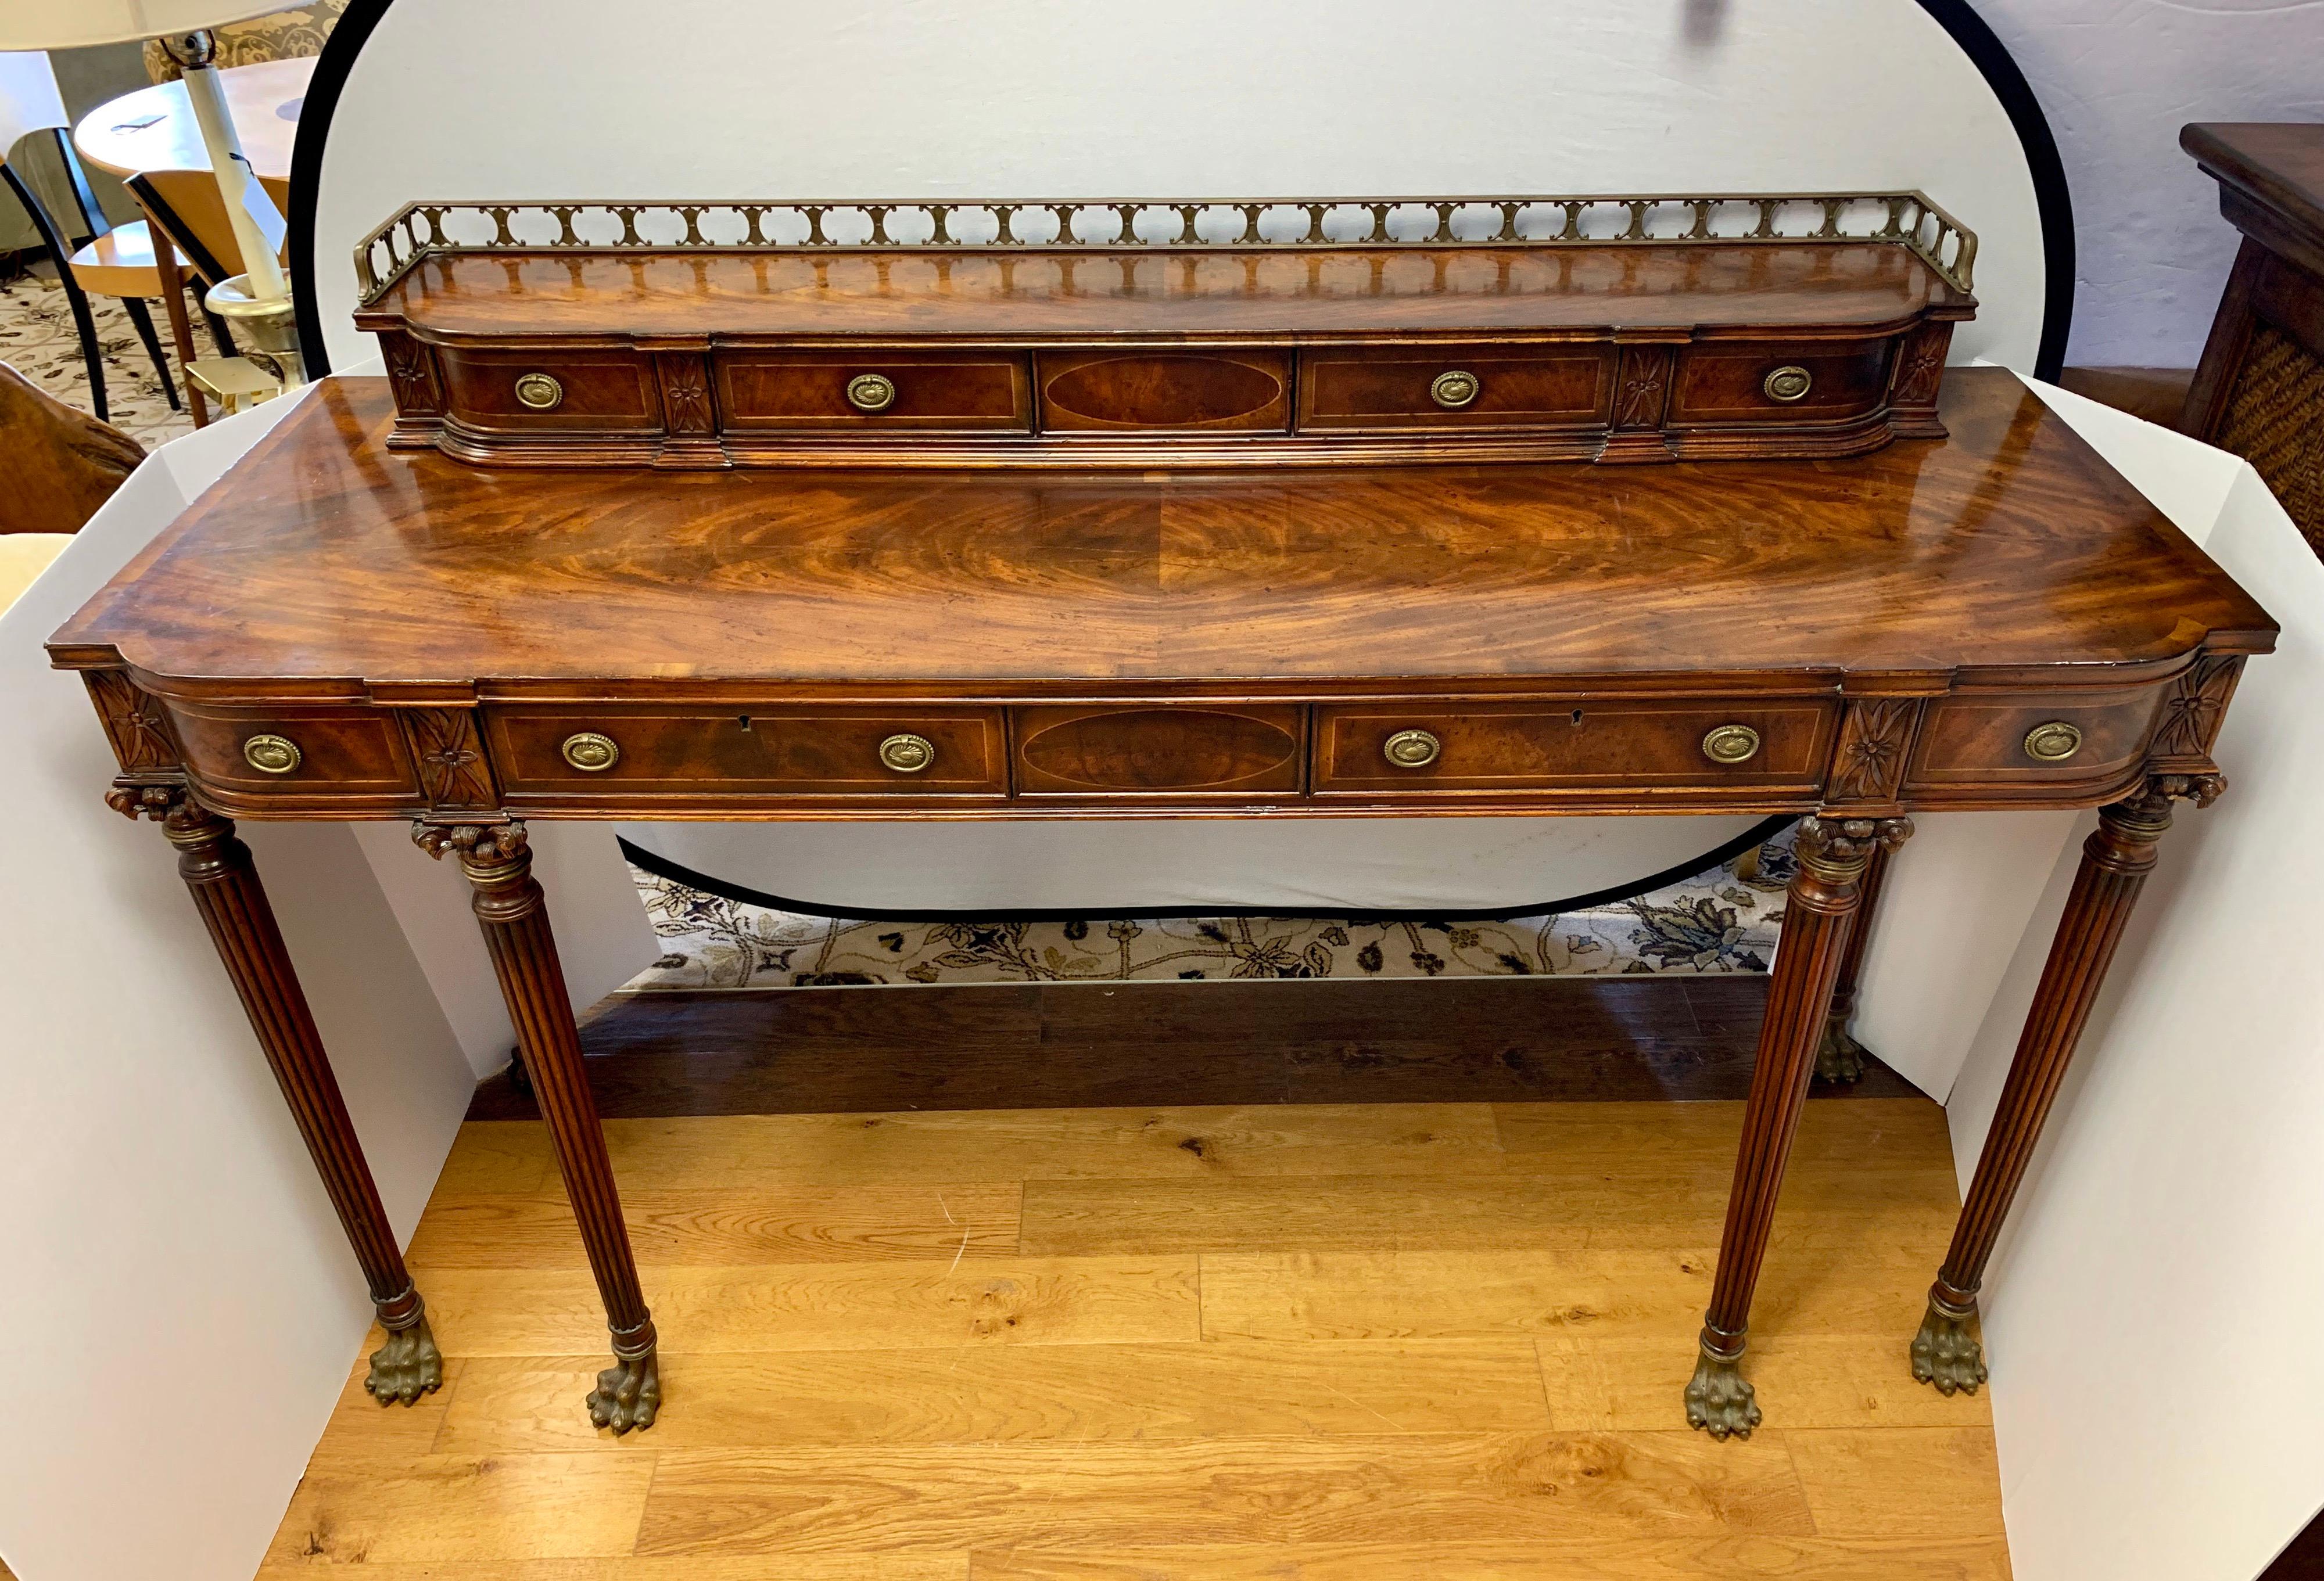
1040;354;1288;430
1017;707;1300;792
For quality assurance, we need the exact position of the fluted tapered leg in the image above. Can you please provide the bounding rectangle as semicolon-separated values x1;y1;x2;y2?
1687;814;1913;1438
1912;772;2223;1393
130;790;440;1403
419;820;658;1433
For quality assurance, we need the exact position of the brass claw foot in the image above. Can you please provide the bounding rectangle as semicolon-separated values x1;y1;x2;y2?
365;1313;444;1406
1684;1339;1761;1440
1814;1014;1866;1083
1910;1292;1988;1395
589;1347;660;1435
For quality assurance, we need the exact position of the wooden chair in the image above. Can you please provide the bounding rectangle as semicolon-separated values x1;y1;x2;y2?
128;167;290;425
0;360;144;611
0;128;192;426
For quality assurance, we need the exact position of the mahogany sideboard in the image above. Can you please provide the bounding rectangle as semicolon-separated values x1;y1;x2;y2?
51;368;2273;1439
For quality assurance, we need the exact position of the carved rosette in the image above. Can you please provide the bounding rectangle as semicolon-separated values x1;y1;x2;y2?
1891;323;1950;409
399;709;497;811
413;820;530;865
2149;655;2243;762
655;353;715;437
380;330;443;416
84;670;180;775
1827;698;1919;804
1613;345;1673;430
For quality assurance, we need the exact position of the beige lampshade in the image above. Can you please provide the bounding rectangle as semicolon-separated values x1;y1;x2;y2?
0;49;66;151
0;1;294;49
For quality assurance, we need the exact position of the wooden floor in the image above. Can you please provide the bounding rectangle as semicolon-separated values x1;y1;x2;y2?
263;995;2007;1578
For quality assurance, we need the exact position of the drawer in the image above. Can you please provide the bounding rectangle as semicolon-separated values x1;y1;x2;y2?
1666;337;1893;425
1314;699;1838;795
167;702;421;809
716;350;1031;431
1014;705;1303;796
436;348;661;432
1902;687;2160;795
1298;345;1612;430
1038;350;1292;433
486;707;1006;797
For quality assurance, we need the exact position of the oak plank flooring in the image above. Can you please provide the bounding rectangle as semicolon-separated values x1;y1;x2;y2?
264;1095;2004;1579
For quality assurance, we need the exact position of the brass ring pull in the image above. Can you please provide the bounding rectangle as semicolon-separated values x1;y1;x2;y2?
878;732;935;772
1763;365;1813;403
242;734;300;774
2022;721;2083;762
847;373;898;413
1701;724;1762;764
514;372;564;411
1383;728;1441;768
1430;370;1480;409
561;731;620;771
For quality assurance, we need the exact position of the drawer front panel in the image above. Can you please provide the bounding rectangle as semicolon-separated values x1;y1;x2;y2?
1014;705;1303;795
168;703;420;806
487;707;1006;796
437;350;661;432
1667;339;1893;425
1903;687;2160;794
1315;699;1838;794
1038;351;1292;432
718;351;1031;431
1299;346;1612;430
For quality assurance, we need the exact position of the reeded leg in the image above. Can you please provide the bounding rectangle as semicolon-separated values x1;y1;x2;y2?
1688;814;1913;1438
1913;773;2223;1392
1814;842;1891;1084
418;821;659;1433
112;786;441;1403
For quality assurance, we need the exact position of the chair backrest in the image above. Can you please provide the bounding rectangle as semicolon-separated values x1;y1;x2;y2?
128;167;286;289
0;360;145;535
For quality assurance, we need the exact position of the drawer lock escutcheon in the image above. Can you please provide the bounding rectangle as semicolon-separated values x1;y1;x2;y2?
879;732;936;773
1383;728;1441;768
1430;370;1480;409
1763;365;1813;403
242;734;301;774
561;731;620;772
1701;724;1762;764
847;373;898;413
514;372;565;411
2023;721;2083;762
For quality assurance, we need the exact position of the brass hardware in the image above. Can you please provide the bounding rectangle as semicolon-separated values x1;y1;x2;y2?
356;192;1978;307
2022;721;2083;762
878;732;935;772
1383;728;1441;768
514;372;564;410
242;734;300;774
1430;369;1480;409
845;373;897;413
1702;724;1762;764
561;731;620;771
1763;365;1813;403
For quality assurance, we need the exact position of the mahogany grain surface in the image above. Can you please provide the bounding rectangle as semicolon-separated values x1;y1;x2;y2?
54;371;2272;691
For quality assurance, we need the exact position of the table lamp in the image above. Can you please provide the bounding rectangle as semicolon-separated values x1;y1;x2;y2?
0;2;306;383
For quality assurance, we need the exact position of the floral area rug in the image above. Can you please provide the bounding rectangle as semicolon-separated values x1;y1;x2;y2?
630;827;1798;989
0;267;195;450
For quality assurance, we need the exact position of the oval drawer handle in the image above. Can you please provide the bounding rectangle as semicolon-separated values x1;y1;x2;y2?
1383;728;1441;768
1430;370;1479;409
1701;724;1762;764
1763;365;1813;404
847;373;898;413
514;372;565;411
2022;721;2083;762
242;734;301;774
561;731;620;771
879;732;935;773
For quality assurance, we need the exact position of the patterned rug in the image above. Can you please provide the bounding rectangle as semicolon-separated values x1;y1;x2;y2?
0;265;196;450
629;826;1796;989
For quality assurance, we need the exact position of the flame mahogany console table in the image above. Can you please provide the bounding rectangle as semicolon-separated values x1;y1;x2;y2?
49;203;2273;1440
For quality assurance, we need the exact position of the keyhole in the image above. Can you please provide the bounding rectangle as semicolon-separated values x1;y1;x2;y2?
1570;709;1585;726
738;716;753;731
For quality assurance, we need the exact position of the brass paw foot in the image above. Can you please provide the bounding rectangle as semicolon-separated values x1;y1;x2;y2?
1910;1293;1988;1395
1814;1014;1866;1083
1684;1341;1761;1440
589;1349;660;1435
365;1314;444;1406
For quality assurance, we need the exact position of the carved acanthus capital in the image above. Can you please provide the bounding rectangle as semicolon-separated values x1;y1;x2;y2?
2109;768;2229;828
412;820;530;865
105;781;182;822
1796;814;1914;875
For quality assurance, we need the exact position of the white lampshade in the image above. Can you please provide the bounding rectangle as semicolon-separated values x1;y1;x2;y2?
0;1;293;49
0;49;65;153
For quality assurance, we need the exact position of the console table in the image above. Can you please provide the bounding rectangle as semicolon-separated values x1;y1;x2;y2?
50;364;2271;1440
